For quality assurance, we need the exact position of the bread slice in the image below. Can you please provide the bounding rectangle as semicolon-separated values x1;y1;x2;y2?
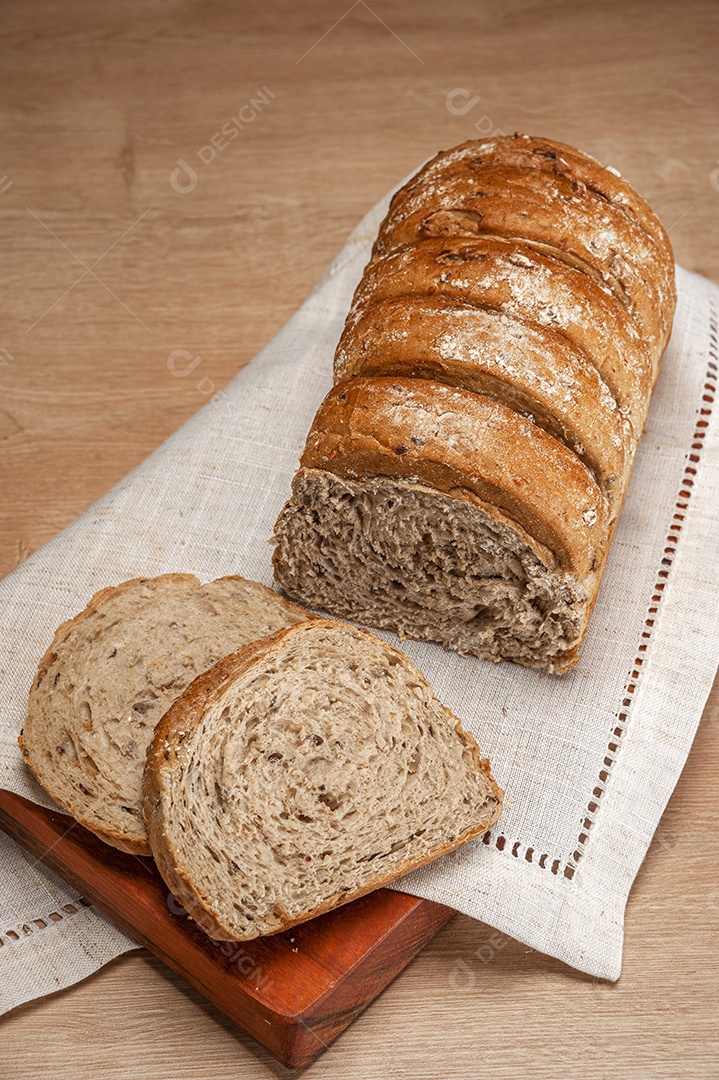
19;575;309;855
143;618;503;940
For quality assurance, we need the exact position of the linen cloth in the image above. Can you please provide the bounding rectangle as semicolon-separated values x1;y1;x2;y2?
1;186;718;1013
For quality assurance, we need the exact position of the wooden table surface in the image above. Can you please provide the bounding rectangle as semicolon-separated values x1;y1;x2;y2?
1;1;718;1076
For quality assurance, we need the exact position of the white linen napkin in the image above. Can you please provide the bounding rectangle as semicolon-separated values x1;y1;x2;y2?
1;186;718;1012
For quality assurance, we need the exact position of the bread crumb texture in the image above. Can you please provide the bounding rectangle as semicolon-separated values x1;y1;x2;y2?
144;619;502;939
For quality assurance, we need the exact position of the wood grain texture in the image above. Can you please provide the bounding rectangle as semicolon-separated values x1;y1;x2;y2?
1;0;718;1076
0;791;454;1067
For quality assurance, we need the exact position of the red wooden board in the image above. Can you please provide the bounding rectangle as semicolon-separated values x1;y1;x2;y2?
0;790;454;1066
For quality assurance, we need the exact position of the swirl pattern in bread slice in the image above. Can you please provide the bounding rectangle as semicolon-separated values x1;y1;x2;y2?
143;619;503;940
20;575;309;854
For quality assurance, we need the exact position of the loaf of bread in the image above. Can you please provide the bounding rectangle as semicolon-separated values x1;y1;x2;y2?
273;133;676;672
143;618;503;940
19;574;309;854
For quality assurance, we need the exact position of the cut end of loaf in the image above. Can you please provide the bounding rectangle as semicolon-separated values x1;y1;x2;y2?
273;469;589;674
144;619;503;940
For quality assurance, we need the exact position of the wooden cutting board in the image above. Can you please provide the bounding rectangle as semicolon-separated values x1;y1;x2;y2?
0;789;454;1067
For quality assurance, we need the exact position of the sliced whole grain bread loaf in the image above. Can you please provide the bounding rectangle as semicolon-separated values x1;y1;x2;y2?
143;618;503;940
19;574;309;855
273;134;676;672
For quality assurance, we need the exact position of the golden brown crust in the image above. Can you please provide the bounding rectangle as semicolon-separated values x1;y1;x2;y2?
143;618;503;941
389;134;673;258
300;377;609;578
340;235;654;428
374;164;673;353
378;134;676;352
334;295;631;503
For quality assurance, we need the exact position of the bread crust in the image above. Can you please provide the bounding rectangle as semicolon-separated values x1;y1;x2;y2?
376;136;676;352
388;134;672;254
300;377;608;579
340;235;654;426
273;133;676;672
375;167;670;350
19;574;311;855
334;295;631;503
143;618;503;940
